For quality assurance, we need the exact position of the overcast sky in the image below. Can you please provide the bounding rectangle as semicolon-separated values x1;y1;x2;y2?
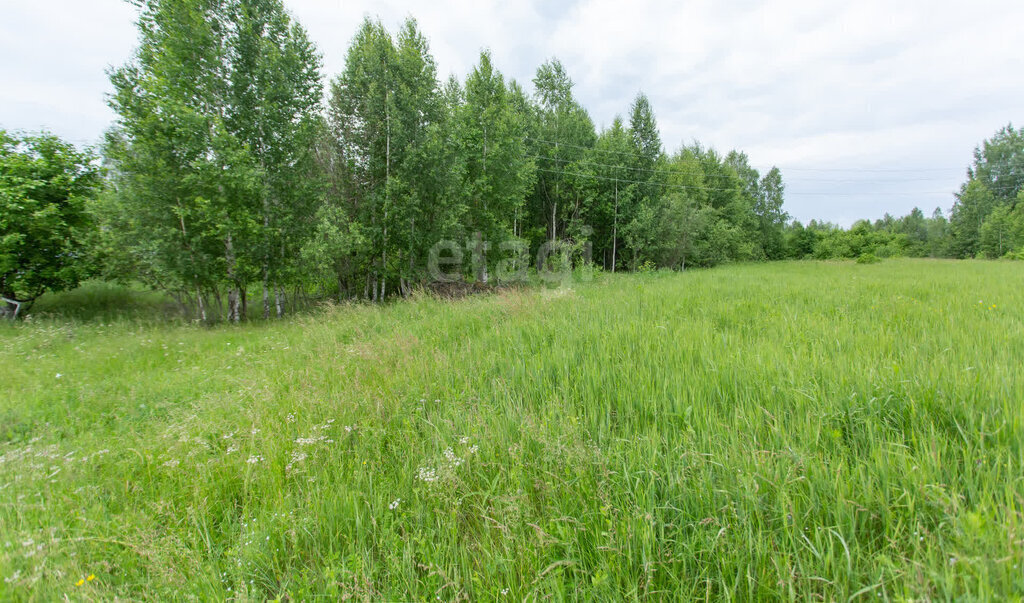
2;0;1021;225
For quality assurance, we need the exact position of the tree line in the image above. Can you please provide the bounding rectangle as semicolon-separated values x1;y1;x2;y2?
2;0;1021;319
787;125;1024;262
102;0;793;319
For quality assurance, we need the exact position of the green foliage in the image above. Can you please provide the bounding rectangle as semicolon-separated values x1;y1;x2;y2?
966;123;1024;202
792;211;950;261
979;200;1024;258
229;0;325;316
629;93;661;172
573;117;634;271
0;130;100;309
528;59;596;250
17;7;1003;322
948;124;1024;258
72;13;1002;310
93;11;800;308
951;179;998;257
102;0;322;320
635;258;657;273
757;167;788;258
856;252;881;264
28;280;181;322
2;261;1023;598
324;18;461;298
802;125;1023;262
454;51;536;279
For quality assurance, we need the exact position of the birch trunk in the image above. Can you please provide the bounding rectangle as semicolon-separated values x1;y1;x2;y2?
263;277;270;319
196;288;207;323
226;233;241;322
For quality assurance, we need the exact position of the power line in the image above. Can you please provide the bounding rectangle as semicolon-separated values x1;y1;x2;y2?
759;165;964;174
531;166;968;197
533;166;741;193
526;135;969;174
529;155;1021;196
531;153;979;186
529;154;742;181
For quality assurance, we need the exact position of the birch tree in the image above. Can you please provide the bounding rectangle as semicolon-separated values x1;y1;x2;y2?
228;0;323;317
528;60;595;250
327;18;456;297
456;51;535;281
105;0;322;320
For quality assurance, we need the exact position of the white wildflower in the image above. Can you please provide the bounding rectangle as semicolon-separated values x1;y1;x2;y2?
295;434;329;446
389;498;401;510
443;447;464;468
285;450;308;473
468;445;479;455
459;436;470;445
246;455;263;465
226;445;238;454
286;413;296;424
162;459;180;468
416;466;438;483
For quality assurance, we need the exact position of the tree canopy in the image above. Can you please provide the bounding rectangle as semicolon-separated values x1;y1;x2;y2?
3;6;1019;320
0;130;99;313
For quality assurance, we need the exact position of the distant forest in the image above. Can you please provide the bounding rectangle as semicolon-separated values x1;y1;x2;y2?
793;124;1024;263
2;0;1022;320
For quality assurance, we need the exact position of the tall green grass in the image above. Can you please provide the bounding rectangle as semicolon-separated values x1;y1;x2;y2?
26;281;182;323
1;260;1022;599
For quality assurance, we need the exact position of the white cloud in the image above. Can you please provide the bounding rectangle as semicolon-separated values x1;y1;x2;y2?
2;0;1020;225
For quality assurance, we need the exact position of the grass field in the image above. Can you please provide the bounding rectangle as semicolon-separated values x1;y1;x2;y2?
1;259;1022;600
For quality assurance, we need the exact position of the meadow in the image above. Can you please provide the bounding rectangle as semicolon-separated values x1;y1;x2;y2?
0;259;1022;600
